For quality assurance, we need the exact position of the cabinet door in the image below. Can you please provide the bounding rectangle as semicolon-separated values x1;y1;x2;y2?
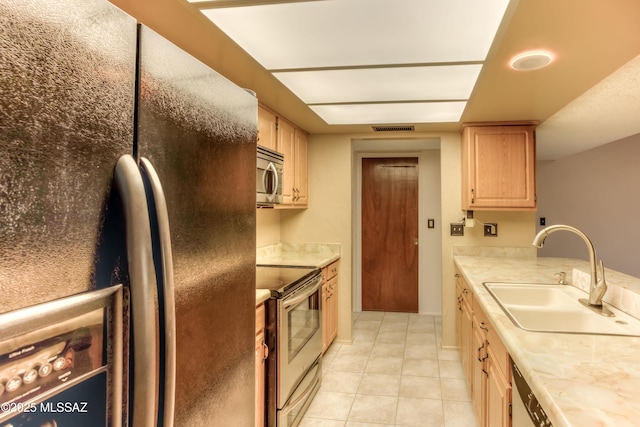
277;118;296;205
460;294;473;390
321;281;330;353
462;124;536;210
486;345;511;427
471;318;487;426
328;275;338;344
455;274;464;351
258;106;277;151
294;130;308;206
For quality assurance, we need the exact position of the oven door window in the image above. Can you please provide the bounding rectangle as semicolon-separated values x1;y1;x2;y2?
287;291;320;361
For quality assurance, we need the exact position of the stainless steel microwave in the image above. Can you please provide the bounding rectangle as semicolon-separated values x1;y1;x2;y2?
257;145;284;206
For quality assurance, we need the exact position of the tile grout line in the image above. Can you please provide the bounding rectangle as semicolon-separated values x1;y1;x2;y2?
301;312;474;427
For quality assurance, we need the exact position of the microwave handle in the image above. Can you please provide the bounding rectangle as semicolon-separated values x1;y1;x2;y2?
264;162;279;201
283;276;322;310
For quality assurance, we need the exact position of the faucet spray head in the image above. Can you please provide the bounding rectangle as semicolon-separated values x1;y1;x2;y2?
532;228;549;248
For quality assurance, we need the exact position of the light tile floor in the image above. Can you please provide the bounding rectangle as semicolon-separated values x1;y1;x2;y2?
300;311;478;427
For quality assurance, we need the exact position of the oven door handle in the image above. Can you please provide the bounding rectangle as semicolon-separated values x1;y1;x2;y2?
283;277;322;310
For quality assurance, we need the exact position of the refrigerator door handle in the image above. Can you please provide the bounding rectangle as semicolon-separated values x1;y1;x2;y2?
114;155;159;427
140;157;177;427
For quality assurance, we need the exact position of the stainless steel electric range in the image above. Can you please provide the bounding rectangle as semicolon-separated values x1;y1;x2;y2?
256;265;323;427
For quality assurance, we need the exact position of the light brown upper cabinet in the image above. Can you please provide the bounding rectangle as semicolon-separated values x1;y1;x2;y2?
258;103;309;209
292;129;308;206
277;118;308;208
461;123;537;211
257;105;277;151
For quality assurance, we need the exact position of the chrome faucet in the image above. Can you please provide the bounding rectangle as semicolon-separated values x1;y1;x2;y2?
532;225;607;308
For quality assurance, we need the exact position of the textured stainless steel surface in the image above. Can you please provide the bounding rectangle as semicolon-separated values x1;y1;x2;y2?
137;26;257;426
0;0;136;313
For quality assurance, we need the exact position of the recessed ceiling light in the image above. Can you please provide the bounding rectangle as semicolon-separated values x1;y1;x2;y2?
510;50;555;71
310;102;466;125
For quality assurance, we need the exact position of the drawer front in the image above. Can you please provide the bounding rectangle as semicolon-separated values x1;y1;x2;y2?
324;260;339;281
488;327;510;381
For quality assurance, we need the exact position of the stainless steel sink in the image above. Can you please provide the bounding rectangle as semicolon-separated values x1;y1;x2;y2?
483;283;640;337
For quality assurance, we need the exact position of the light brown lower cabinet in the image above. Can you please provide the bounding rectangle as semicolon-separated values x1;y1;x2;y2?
456;273;473;390
456;269;512;427
322;260;339;353
255;302;267;427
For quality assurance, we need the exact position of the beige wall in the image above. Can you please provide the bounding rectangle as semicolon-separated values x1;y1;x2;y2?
256;209;281;248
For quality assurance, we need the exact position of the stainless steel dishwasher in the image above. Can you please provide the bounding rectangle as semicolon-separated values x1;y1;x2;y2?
511;360;553;427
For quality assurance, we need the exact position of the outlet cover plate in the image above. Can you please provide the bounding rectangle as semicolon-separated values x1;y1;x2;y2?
450;223;464;236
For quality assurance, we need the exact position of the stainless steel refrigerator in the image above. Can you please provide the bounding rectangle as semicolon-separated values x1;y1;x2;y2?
0;0;257;426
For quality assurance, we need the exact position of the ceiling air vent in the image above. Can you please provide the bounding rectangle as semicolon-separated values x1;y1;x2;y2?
372;125;415;132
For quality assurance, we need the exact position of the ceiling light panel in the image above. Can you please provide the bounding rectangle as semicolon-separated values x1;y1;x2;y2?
273;65;482;104
310;102;467;125
200;0;511;70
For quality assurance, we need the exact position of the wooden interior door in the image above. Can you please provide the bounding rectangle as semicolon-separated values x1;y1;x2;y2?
362;157;419;312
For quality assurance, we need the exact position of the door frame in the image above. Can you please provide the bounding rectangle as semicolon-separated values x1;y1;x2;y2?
352;139;442;315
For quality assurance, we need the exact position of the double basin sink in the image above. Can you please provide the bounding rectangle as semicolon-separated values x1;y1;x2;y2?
484;282;640;337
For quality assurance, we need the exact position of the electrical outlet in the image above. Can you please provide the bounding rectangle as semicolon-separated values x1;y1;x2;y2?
484;223;498;237
450;223;464;236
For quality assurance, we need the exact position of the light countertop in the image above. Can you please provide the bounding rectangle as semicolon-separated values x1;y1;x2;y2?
256;289;271;305
454;255;640;427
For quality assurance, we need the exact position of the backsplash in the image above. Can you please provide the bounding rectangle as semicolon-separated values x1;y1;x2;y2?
453;246;536;258
257;242;341;268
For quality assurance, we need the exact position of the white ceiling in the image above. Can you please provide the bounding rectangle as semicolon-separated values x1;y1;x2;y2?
182;0;640;159
536;54;640;160
195;0;510;125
